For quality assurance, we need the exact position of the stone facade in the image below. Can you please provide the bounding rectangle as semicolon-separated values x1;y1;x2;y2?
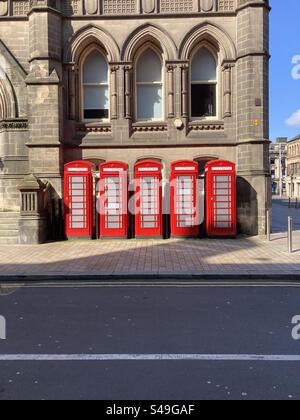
286;135;300;198
0;0;271;243
270;138;287;196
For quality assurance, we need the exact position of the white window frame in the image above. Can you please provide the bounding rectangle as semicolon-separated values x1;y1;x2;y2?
80;46;110;123
190;43;220;122
135;44;165;123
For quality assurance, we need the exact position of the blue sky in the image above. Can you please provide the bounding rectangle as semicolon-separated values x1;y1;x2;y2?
270;0;300;140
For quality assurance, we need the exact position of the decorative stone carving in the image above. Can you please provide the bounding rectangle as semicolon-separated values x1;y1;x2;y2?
63;0;80;16
0;120;28;131
84;0;98;14
200;0;215;12
189;122;225;131
30;0;57;8
64;25;120;63
121;24;177;62
141;0;155;14
0;0;8;16
218;0;235;12
179;22;237;62
55;0;237;16
76;124;112;133
12;1;30;15
160;0;193;13
103;0;136;15
132;123;168;133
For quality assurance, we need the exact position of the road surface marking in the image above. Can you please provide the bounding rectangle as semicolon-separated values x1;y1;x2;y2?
0;354;300;361
2;282;300;289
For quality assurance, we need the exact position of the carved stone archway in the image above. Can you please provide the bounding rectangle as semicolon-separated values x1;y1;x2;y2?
179;22;237;63
121;24;178;62
64;24;120;64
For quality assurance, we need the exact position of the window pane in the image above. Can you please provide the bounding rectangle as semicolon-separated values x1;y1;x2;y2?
83;50;108;84
137;85;163;120
192;48;217;81
84;86;109;119
137;49;162;83
191;84;216;118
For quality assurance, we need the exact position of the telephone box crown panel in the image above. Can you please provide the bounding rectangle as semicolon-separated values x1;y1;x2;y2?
205;160;237;237
134;160;163;238
99;161;129;239
170;160;200;237
64;161;94;239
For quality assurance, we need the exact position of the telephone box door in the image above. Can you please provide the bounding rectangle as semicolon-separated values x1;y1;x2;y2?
99;162;128;239
134;161;163;238
64;161;93;239
170;161;199;237
205;160;236;237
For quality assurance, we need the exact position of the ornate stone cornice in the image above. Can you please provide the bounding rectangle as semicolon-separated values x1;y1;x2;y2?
0;119;28;131
76;123;112;133
188;122;225;131
132;123;168;133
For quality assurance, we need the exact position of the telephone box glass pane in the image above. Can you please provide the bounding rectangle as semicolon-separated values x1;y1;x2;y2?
140;177;159;229
104;176;123;229
68;176;87;229
213;175;232;229
175;176;195;227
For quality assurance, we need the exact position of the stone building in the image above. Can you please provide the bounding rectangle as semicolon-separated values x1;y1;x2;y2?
0;0;271;244
270;137;287;196
286;135;300;198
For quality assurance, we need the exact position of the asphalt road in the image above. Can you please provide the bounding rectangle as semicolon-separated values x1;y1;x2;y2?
0;282;300;400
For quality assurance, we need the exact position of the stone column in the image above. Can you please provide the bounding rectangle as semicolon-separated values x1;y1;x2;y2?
236;0;271;236
67;64;76;121
223;64;232;118
25;0;64;241
110;66;119;120
124;66;133;120
181;65;189;118
167;65;176;118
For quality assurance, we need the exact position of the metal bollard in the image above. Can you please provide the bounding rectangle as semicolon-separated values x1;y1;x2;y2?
266;209;271;241
288;217;293;254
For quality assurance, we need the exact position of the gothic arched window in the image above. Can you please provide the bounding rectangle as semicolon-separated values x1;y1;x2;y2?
191;47;217;118
136;49;163;121
82;49;109;120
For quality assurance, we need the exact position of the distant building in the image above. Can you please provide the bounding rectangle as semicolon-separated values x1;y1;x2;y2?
270;138;288;196
287;135;300;198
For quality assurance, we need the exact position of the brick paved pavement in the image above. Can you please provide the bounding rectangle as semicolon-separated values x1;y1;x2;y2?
0;198;299;278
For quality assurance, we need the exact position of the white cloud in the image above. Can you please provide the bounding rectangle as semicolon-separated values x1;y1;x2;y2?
286;110;300;127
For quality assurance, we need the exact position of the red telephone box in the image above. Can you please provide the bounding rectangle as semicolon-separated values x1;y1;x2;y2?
205;160;237;237
134;160;163;238
99;161;128;239
170;161;199;237
64;161;93;239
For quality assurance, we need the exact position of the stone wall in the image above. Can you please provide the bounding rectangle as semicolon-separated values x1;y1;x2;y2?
0;0;271;238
